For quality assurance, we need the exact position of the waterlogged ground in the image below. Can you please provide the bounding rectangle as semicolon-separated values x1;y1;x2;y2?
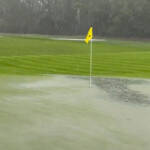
0;75;150;150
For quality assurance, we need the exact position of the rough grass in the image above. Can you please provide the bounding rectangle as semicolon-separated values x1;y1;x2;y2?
0;35;150;78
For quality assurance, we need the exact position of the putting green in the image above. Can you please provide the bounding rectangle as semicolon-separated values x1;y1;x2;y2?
0;35;150;78
0;75;150;150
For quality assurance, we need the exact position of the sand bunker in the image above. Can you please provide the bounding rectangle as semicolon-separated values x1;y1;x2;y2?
0;75;150;150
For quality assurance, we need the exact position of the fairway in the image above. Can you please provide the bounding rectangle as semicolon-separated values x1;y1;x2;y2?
0;35;150;78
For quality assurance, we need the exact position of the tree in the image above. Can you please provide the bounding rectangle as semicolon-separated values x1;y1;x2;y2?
0;0;150;38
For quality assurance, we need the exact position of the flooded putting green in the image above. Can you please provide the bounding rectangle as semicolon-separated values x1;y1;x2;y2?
0;75;150;150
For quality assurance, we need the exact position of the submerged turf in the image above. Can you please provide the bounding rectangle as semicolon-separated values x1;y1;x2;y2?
0;35;150;78
0;75;150;150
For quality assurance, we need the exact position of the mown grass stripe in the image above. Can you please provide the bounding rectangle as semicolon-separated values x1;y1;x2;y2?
0;36;150;78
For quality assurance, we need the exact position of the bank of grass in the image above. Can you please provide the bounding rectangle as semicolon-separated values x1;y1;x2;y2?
0;35;150;78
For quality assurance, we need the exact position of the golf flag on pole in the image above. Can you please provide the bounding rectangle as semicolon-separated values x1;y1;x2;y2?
85;26;93;44
85;26;94;88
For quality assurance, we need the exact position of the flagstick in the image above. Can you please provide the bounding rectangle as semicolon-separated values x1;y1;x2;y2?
90;39;93;88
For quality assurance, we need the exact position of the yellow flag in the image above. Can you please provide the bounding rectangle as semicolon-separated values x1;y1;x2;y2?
85;26;93;44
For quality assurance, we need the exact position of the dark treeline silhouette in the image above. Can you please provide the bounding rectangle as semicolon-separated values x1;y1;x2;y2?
0;0;150;38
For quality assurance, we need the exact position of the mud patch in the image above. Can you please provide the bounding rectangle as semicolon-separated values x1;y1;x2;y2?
129;83;150;98
92;77;150;105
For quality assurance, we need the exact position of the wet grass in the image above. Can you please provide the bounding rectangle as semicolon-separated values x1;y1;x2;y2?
0;35;150;78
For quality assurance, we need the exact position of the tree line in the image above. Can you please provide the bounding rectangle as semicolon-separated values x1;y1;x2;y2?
0;0;150;38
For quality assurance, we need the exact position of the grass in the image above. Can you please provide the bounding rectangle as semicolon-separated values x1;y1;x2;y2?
0;35;150;78
0;35;150;150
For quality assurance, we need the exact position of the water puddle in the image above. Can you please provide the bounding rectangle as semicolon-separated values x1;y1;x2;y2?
0;75;150;150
